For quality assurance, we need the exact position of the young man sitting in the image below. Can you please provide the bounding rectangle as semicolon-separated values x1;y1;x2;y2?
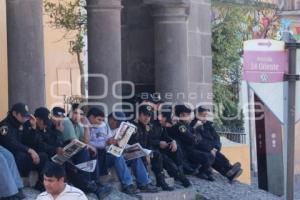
129;105;174;191
169;104;215;181
87;107;158;194
191;106;243;182
53;106;112;200
151;105;191;187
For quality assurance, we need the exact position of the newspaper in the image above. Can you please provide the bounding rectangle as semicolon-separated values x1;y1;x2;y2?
75;159;97;173
52;139;87;165
107;122;136;157
123;143;152;161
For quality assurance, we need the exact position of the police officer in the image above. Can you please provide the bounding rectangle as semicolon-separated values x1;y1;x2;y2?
0;103;48;191
168;104;215;181
153;105;191;187
192;106;243;182
129;104;174;191
33;107;64;158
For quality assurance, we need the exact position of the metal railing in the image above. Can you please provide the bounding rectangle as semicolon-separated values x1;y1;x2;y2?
216;128;246;144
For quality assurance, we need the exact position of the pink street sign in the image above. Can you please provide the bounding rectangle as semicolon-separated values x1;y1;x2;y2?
243;51;288;83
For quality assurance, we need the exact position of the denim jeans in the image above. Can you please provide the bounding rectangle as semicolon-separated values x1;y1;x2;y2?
100;151;150;187
0;146;23;197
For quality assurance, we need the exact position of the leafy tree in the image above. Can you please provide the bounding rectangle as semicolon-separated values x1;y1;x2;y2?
44;0;87;96
211;3;280;129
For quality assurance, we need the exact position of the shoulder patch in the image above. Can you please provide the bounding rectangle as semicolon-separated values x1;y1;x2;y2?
179;125;187;133
0;126;8;136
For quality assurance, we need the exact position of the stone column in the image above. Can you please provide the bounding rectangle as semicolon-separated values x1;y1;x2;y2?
295;0;300;9
6;0;45;111
284;0;294;10
144;0;190;103
86;0;122;113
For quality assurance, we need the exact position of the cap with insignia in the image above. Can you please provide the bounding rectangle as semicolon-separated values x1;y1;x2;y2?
34;107;51;125
52;107;66;118
11;102;30;117
196;106;210;113
139;104;153;116
175;104;192;117
160;105;173;123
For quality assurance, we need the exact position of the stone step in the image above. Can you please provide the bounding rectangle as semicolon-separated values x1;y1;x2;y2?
135;187;196;200
101;168;175;188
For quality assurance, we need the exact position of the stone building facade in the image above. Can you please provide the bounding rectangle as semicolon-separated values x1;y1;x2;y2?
85;0;213;111
1;0;213;115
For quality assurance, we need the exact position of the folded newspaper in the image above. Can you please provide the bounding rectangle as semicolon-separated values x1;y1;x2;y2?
107;122;137;157
123;143;152;161
75;159;97;173
52;139;87;165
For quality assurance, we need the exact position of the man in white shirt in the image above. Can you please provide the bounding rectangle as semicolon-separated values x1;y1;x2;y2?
88;108;158;194
36;162;88;200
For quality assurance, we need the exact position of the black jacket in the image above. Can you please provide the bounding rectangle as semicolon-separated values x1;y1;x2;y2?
150;120;173;150
168;121;196;153
37;124;64;157
191;119;221;152
128;120;151;149
0;114;32;154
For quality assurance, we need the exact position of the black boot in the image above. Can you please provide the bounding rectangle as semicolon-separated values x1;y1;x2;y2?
182;162;197;175
225;162;241;178
196;172;215;182
155;172;174;191
228;168;243;182
175;166;191;187
175;172;191;187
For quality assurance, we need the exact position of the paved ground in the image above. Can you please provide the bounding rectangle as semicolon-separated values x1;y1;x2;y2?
23;173;299;200
191;174;281;200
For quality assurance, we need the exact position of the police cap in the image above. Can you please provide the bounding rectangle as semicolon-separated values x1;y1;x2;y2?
139;104;153;116
11;102;30;117
175;104;192;116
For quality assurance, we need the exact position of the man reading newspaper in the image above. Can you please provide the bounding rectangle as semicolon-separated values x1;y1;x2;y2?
51;106;112;200
87;108;158;194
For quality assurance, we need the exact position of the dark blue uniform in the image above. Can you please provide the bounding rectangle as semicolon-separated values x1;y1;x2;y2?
129;120;174;190
152;120;191;187
37;124;64;157
191;119;239;178
168;121;215;175
0;114;48;190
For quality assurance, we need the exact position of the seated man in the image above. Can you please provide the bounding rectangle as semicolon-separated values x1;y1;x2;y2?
36;162;88;200
169;104;215;181
33;107;64;158
129;105;174;191
88;107;157;194
0;145;25;200
191;106;243;182
152;105;191;187
0;103;48;191
52;106;113;199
